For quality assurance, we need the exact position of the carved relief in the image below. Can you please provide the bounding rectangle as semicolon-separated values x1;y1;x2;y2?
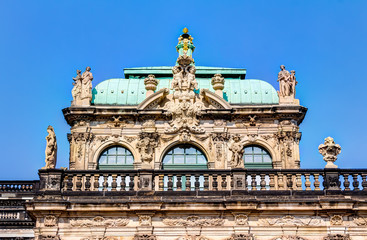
39;236;60;240
323;234;350;240
163;215;224;226
139;215;152;226
227;234;255;240
353;216;367;225
69;216;129;227
272;237;307;240
164;55;205;134
330;215;343;225
234;214;248;225
259;215;324;226
229;135;244;168
44;215;57;227
178;236;211;240
212;132;230;162
134;234;156;240
136;132;159;165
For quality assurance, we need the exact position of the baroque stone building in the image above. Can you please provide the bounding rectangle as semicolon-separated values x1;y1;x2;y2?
1;29;366;240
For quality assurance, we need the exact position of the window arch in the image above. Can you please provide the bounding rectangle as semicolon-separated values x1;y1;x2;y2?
98;146;134;169
243;145;272;169
162;144;208;169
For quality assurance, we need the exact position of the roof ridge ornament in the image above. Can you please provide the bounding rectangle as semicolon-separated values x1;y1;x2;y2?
176;28;195;64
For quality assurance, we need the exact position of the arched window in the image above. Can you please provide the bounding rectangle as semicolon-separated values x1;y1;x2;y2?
243;145;272;169
98;146;134;170
162;145;208;169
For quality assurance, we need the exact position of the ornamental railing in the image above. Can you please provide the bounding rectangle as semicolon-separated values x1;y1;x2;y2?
51;169;367;192
0;180;39;193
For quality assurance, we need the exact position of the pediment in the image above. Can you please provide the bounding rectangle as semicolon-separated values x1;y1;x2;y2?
137;88;170;110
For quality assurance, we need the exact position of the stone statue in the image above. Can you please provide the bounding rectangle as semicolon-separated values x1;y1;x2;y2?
81;66;93;104
43;126;57;169
277;65;298;98
229;135;244;168
277;65;291;97
71;70;82;105
290;70;297;98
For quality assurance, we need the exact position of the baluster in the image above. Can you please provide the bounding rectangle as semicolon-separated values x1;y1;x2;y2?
204;174;209;190
305;173;311;190
360;173;367;191
111;174;117;191
167;174;173;191
212;174;218;191
158;174;164;191
251;174;257;190
260;174;266;190
277;173;284;190
296;173;302;190
120;175;126;191
194;174;200;191
75;174;82;191
85;174;91;191
352;174;360;191
128;174;135;190
62;174;68;191
185;174;191;191
102;174;108;191
93;174;100;191
67;173;74;191
343;174;350;190
287;174;293;190
221;174;227;190
314;173;320;190
176;175;182;191
269;174;275;190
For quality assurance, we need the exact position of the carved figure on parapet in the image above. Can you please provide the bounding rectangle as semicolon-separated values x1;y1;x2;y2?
229;134;244;168
277;65;298;102
136;132;159;167
43;126;57;169
71;66;93;106
71;69;82;105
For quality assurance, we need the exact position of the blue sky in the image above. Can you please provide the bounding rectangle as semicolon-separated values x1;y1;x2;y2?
0;1;366;179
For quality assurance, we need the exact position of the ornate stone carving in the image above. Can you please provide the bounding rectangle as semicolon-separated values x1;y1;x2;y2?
43;126;57;169
227;234;255;240
330;215;343;225
248;115;257;126
71;69;82;105
272;237;306;240
318;137;341;168
44;215;57;227
234;214;248;225
124;136;138;143
178;236;211;240
110;116;127;128
139;215;152;226
259;215;323;226
229;135;244;168
81;66;93;104
69;216;129;227
163;215;224;227
39;236;60;240
323;234;350;240
277;65;297;98
134;234;156;240
212;132;230;162
144;74;159;97
136;132;159;166
164;55;205;134
353;216;367;225
211;73;225;96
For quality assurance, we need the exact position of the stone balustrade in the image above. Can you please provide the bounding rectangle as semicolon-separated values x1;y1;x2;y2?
50;169;367;193
0;181;39;193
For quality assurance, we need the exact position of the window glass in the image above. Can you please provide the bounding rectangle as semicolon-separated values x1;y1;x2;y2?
98;146;134;169
163;145;207;169
242;145;272;168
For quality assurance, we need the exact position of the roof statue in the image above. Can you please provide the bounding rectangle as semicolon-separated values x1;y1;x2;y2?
42;125;57;169
71;66;93;106
277;65;299;104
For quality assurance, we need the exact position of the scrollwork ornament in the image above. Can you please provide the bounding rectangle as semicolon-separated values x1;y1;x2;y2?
44;215;58;227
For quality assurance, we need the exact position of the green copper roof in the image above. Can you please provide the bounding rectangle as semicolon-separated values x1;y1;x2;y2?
124;66;246;79
91;78;279;106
